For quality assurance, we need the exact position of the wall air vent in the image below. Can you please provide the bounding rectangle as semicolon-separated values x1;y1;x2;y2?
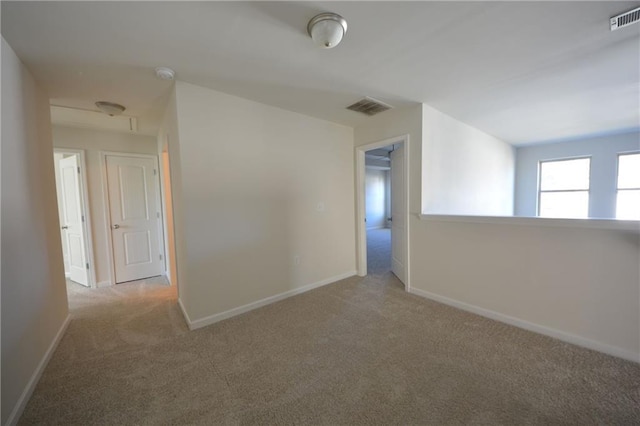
346;97;393;116
611;6;640;31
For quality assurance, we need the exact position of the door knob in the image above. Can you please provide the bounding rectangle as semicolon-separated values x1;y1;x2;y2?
61;225;69;230
112;224;120;229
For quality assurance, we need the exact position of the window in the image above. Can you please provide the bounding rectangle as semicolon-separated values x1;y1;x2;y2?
538;157;590;218
616;153;640;220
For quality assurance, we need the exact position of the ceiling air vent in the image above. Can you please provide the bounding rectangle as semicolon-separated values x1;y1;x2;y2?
611;6;640;31
346;97;393;116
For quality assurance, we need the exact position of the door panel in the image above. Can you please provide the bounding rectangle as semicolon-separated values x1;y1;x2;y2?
60;155;89;286
106;155;163;283
119;165;148;220
124;231;152;265
390;145;406;284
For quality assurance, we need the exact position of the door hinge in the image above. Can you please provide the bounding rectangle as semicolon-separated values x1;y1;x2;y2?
153;169;157;176
156;212;160;219
159;254;163;261
86;263;89;270
81;215;85;223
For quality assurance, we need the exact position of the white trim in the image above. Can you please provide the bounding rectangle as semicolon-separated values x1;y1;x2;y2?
184;271;357;331
355;135;410;291
99;151;165;285
4;315;71;426
409;287;639;364
53;148;97;288
419;213;640;232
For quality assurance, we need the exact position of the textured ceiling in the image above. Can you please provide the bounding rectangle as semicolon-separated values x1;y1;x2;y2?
2;1;639;144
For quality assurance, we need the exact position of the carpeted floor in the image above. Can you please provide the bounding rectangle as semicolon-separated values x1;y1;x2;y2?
366;228;392;276
19;232;640;425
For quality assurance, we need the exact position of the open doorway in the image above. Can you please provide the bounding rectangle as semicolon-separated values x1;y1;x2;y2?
52;149;96;288
364;146;392;275
356;135;409;289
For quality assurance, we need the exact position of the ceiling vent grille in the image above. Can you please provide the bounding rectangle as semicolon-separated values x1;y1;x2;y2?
611;7;640;31
346;97;393;116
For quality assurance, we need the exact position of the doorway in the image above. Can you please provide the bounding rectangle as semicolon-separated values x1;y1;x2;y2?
53;149;95;287
364;147;392;275
356;135;409;289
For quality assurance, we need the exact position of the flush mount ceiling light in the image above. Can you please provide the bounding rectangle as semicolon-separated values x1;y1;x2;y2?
155;66;175;80
307;12;347;48
95;101;126;116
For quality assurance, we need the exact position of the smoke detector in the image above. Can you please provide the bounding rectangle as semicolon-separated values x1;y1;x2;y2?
95;101;125;116
155;67;175;80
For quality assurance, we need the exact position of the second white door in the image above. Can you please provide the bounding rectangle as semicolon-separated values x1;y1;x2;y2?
106;155;164;284
390;144;406;284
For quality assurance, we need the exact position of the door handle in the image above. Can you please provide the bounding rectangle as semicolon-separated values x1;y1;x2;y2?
61;225;69;230
112;224;120;229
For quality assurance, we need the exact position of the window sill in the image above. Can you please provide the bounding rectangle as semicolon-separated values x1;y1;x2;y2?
418;214;640;232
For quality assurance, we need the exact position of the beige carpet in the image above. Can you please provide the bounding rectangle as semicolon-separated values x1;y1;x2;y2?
19;232;640;424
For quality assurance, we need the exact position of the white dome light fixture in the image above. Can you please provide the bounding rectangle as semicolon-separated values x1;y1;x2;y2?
95;101;126;116
307;12;347;49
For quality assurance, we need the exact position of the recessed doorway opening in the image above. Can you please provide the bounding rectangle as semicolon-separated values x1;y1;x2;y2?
356;135;410;290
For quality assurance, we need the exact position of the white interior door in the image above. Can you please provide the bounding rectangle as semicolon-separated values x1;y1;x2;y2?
106;155;163;284
59;155;89;286
390;145;406;284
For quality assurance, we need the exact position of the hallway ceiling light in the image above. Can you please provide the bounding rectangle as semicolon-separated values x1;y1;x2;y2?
95;101;125;116
307;12;347;49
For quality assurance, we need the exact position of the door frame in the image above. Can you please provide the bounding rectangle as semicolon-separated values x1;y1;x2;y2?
53;148;97;287
99;151;166;286
355;134;410;291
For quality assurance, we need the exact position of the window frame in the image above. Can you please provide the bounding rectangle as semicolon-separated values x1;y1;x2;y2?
537;156;592;218
615;151;640;220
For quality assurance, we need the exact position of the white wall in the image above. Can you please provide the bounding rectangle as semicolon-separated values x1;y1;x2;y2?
412;216;640;362
1;38;69;425
422;104;515;216
173;81;356;323
515;132;640;218
51;126;158;286
365;168;388;229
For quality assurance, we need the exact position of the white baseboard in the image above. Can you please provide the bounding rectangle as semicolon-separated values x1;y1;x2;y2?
409;287;639;363
96;280;111;288
186;271;357;331
5;315;71;426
